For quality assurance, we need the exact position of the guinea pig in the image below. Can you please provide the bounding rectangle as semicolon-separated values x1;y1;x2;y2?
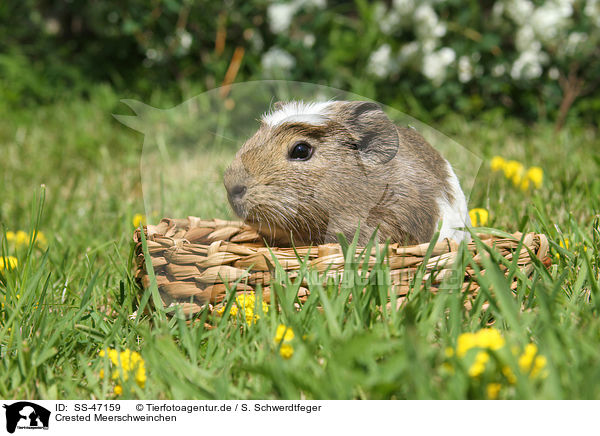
223;100;470;246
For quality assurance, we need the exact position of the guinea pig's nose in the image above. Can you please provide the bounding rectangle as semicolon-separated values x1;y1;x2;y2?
228;184;247;200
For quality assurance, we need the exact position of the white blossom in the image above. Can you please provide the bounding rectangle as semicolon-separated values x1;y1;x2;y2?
565;32;588;55
584;0;599;15
492;2;504;17
393;0;415;15
414;4;446;44
373;3;387;22
380;10;402;34
531;1;573;43
548;67;560;80
267;0;326;34
44;18;60;35
414;4;437;27
510;47;548;80
422;38;438;54
261;47;296;75
267;2;299;34
303;33;316;48
505;0;535;25
492;64;506;77
399;41;420;64
422;47;456;85
515;25;536;52
146;48;158;60
584;0;600;25
433;22;447;38
458;56;473;83
368;44;394;78
250;32;264;51
179;30;192;51
301;0;326;8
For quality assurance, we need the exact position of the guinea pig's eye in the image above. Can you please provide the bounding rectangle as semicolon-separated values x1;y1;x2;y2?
289;141;313;161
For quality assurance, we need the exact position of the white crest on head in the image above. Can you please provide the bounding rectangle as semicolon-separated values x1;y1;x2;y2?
261;100;335;127
436;160;471;243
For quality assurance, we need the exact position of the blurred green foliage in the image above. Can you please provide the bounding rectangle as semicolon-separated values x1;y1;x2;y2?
1;0;599;125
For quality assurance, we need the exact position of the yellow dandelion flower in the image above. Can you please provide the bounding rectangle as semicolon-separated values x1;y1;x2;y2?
274;324;296;359
135;364;147;388
468;351;490;377
15;231;29;247
237;292;268;324
32;231;48;247
244;307;256;324
114;385;123;396
236;292;255;307
518;343;538;372
531;355;548;379
132;214;147;228
215;292;267;324
525;166;543;189
518;343;547;379
555;239;570;259
487;383;502;400
457;332;478;357
444;347;454;358
475;328;505;351
490;156;506;172
216;304;239;317
503;160;524;180
275;324;295;343
469;208;489;227
511;172;524;187
519;178;530;191
519;344;537;372
99;369;105;379
0;256;18;271
100;348;146;389
107;349;119;365
502;365;517;384
279;343;294;359
5;231;15;242
457;328;504;357
468;362;485;378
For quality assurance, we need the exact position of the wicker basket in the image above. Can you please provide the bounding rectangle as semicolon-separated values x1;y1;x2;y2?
133;217;551;317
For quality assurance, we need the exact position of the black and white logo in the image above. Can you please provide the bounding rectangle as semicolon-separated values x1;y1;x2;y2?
3;402;50;434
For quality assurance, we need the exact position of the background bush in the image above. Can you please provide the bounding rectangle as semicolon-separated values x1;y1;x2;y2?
1;0;599;125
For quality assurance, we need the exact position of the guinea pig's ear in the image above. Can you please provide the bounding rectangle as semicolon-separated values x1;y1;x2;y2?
340;101;399;165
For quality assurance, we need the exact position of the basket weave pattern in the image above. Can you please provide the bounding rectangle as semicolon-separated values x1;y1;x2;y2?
133;217;550;316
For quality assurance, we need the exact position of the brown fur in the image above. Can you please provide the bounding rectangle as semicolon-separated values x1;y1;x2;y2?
223;101;452;246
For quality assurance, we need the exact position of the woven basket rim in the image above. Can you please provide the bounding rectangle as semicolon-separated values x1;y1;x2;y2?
133;216;551;317
134;216;543;248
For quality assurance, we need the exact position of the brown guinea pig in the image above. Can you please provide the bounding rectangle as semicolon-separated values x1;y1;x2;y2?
223;100;470;246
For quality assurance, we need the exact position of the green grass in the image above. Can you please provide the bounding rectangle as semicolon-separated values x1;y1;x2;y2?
1;87;599;399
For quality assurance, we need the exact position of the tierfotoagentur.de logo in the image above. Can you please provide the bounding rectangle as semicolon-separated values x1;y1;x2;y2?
2;402;50;434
